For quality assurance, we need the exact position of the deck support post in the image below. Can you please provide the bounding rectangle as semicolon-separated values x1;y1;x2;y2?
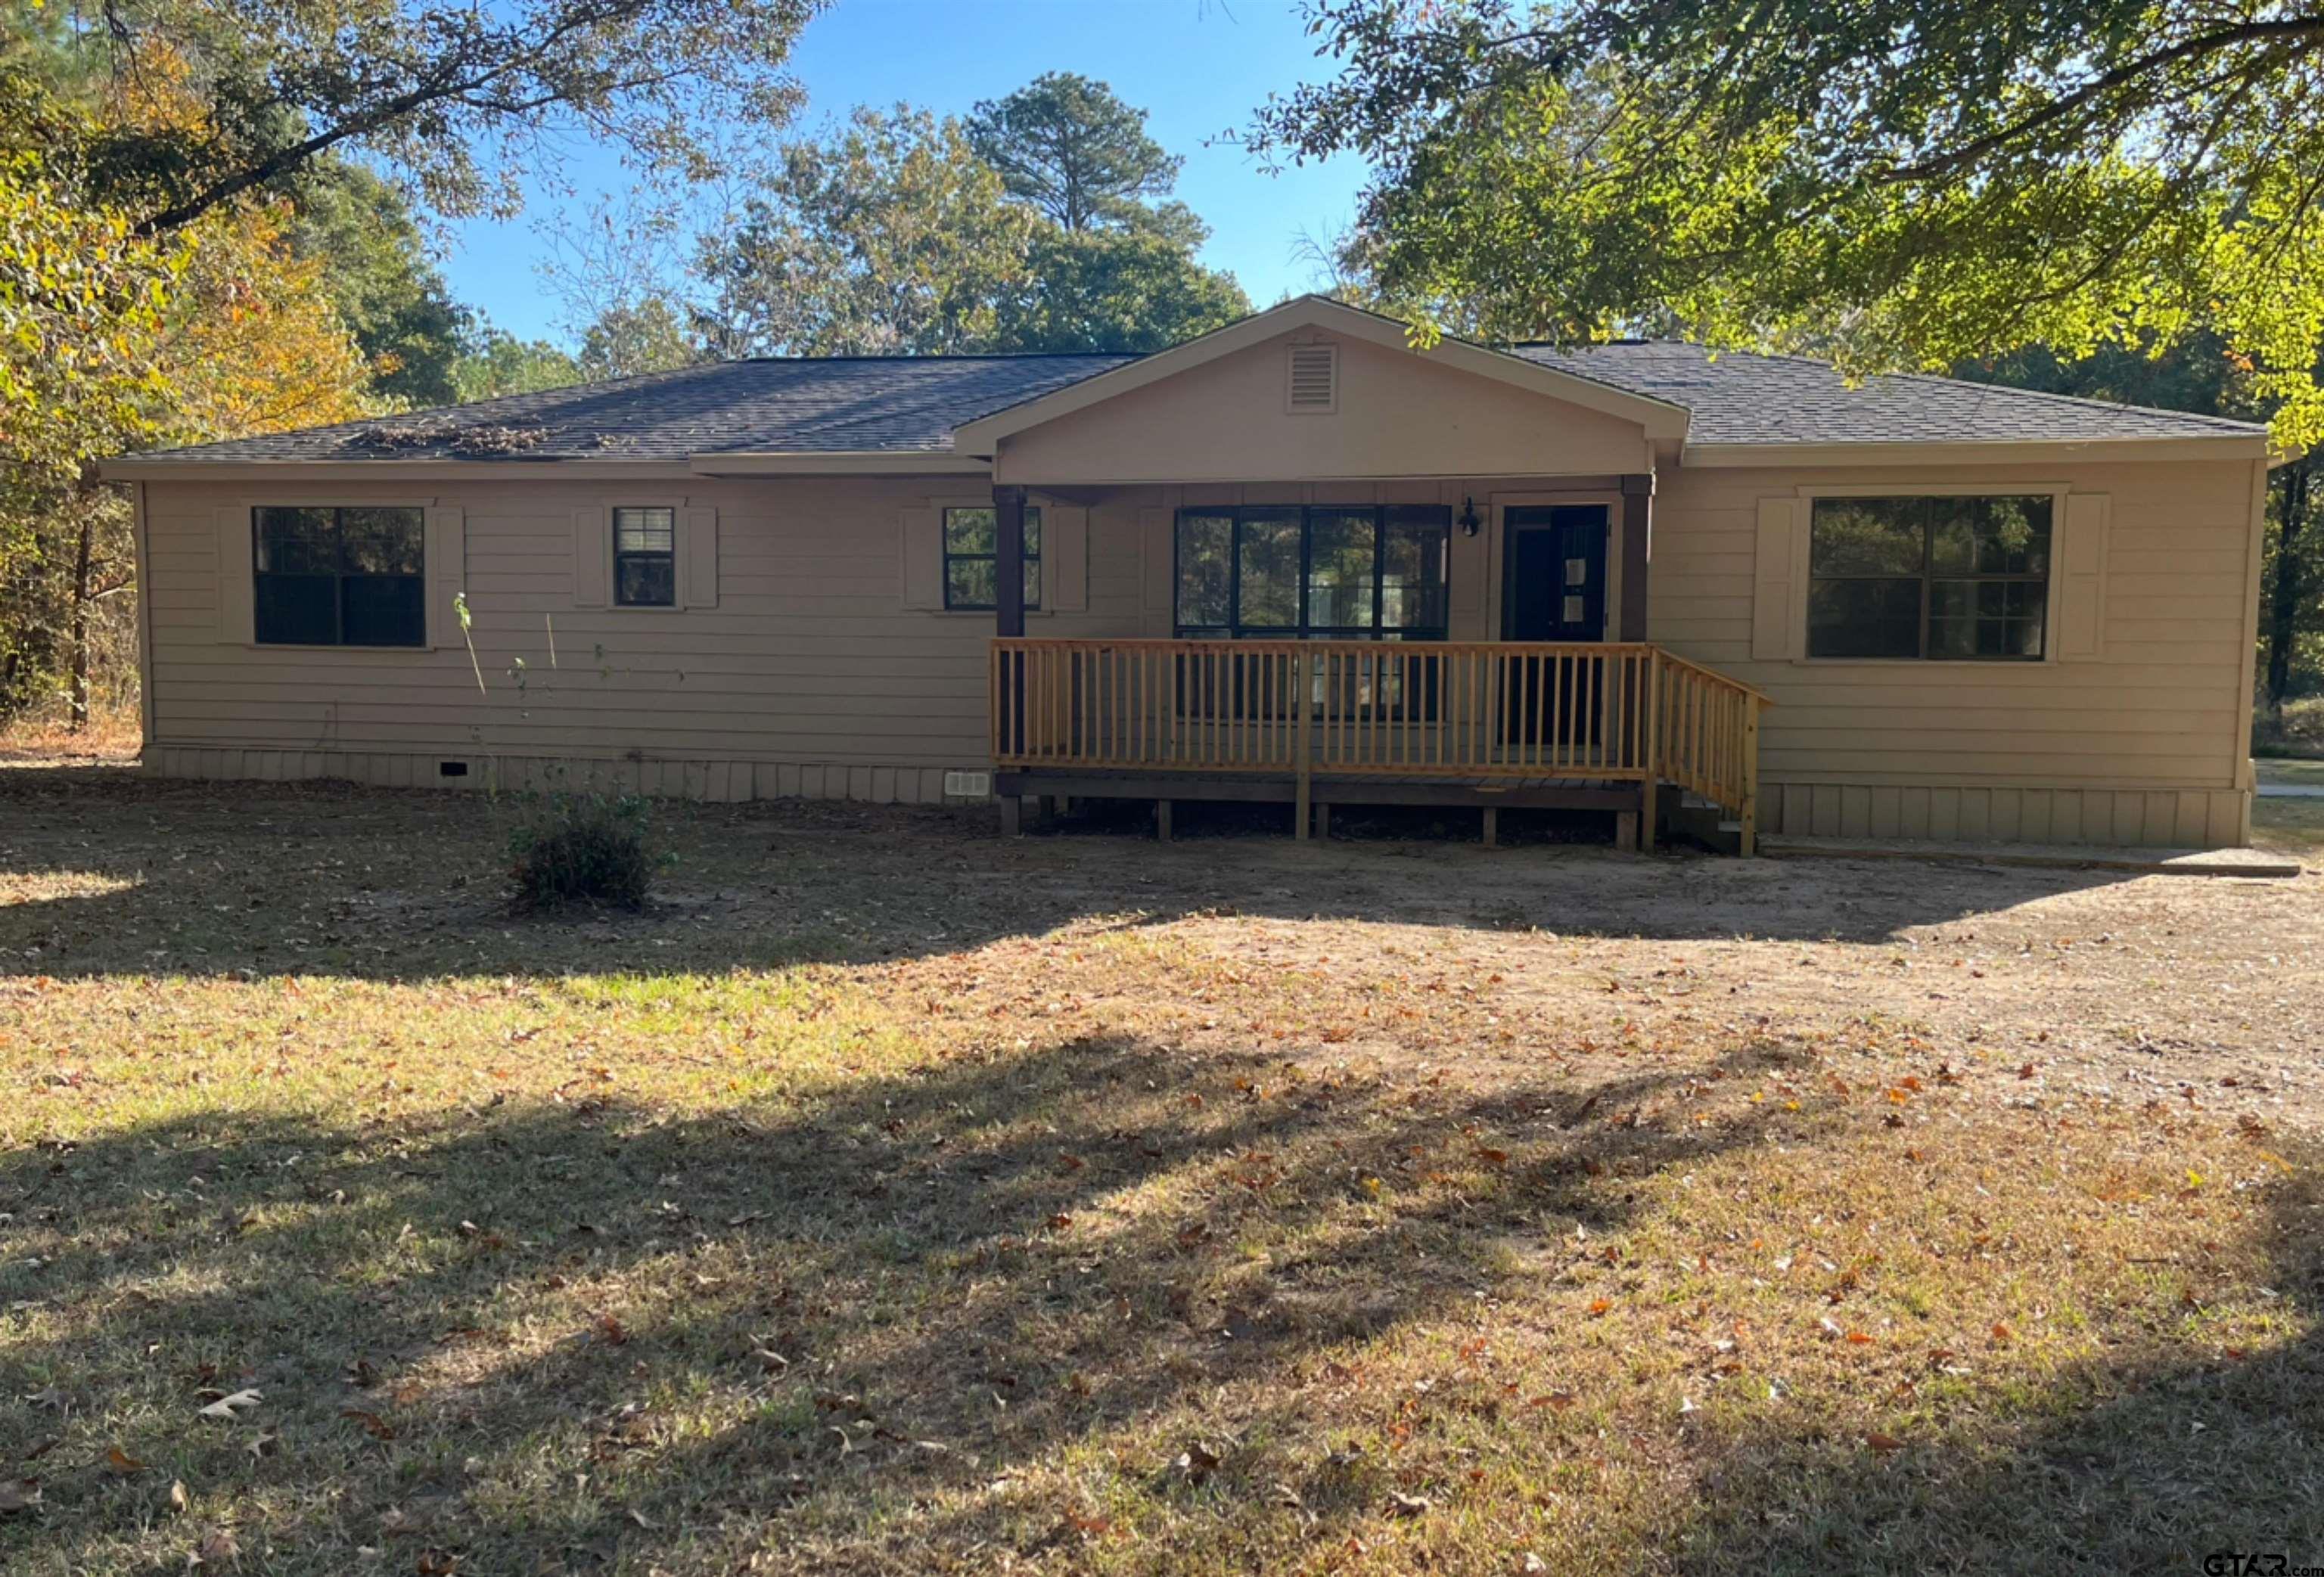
1293;649;1313;840
1739;699;1761;856
1155;799;1173;841
1639;781;1658;853
1481;806;1499;848
1315;802;1331;840
1615;809;1639;852
999;795;1022;837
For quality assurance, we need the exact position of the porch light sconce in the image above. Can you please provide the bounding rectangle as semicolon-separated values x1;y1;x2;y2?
1458;496;1481;537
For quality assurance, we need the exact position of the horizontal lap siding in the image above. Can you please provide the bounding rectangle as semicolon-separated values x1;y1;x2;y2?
1654;458;2260;846
140;477;1150;799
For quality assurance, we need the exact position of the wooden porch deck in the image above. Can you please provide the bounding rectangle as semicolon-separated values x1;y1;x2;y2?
990;638;1769;852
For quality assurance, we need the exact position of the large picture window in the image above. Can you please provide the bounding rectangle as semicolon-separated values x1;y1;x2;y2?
943;505;1042;610
1173;505;1450;639
253;506;424;647
1808;495;2052;660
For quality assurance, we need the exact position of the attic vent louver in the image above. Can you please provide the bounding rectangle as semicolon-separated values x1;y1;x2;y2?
1286;343;1338;413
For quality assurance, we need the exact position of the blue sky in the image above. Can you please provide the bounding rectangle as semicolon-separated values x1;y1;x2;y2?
439;0;1371;345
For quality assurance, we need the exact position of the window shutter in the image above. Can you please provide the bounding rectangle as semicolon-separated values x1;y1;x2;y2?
1751;498;1802;660
899;507;942;609
573;506;608;607
1140;506;1173;622
426;504;465;649
1286;343;1338;412
2057;493;2109;660
1045;503;1088;612
682;505;719;610
216;505;254;644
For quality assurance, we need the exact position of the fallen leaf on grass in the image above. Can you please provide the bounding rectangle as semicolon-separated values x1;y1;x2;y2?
1865;1432;1906;1453
0;1479;39;1513
106;1445;147;1474
1386;1490;1433;1516
197;1389;262;1420
191;1527;239;1565
341;1409;397;1440
170;1479;190;1513
1176;1442;1220;1485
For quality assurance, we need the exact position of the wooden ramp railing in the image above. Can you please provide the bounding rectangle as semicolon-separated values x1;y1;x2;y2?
990;638;1769;851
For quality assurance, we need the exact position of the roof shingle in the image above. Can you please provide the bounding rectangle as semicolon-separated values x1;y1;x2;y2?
126;335;2260;466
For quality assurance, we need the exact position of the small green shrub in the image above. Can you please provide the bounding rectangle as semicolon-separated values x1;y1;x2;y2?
506;793;657;911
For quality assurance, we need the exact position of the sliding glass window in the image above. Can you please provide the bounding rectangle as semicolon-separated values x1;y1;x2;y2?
1173;505;1450;640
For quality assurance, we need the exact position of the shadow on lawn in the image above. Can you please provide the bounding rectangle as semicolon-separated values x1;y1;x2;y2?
0;771;2144;981
0;1030;1824;1572
5;1028;2320;1572
1674;1184;2324;1574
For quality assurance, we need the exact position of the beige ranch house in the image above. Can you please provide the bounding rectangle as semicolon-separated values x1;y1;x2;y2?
107;296;2280;853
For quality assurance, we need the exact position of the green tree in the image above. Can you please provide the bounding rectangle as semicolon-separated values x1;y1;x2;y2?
701;101;1248;356
287;162;468;407
579;296;707;380
1251;0;2324;446
1000;228;1248;353
452;324;583;402
967;73;1185;235
700;107;1041;356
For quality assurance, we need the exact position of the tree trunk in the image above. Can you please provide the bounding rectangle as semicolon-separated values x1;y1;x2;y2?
2266;457;2313;718
69;495;94;731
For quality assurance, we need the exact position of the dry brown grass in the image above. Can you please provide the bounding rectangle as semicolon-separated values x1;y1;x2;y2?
3;771;2322;1575
0;708;141;767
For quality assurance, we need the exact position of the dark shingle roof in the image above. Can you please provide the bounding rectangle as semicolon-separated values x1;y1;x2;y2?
139;353;1139;464
1512;341;2262;445
126;334;2260;466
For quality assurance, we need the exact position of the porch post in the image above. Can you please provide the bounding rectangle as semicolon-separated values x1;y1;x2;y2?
1621;473;1657;854
994;484;1028;638
993;484;1028;830
1618;473;1653;641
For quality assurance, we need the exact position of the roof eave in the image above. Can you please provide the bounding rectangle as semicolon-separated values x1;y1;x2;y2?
1682;433;2273;468
95;455;704;482
688;450;990;476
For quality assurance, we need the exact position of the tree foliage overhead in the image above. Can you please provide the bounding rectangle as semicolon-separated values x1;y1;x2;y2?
1251;0;2324;445
46;0;824;234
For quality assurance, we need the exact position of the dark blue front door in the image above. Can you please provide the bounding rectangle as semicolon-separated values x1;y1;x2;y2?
1502;505;1610;748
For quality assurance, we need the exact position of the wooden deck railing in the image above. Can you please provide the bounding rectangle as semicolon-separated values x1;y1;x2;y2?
991;638;1769;850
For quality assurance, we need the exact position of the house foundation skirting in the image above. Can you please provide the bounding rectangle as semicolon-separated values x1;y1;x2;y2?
1757;781;2250;850
137;750;2254;849
141;746;981;806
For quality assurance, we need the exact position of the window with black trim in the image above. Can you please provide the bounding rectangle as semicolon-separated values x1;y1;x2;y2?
1808;495;2051;660
943;505;1041;610
1173;504;1450;639
253;506;424;647
614;507;676;607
